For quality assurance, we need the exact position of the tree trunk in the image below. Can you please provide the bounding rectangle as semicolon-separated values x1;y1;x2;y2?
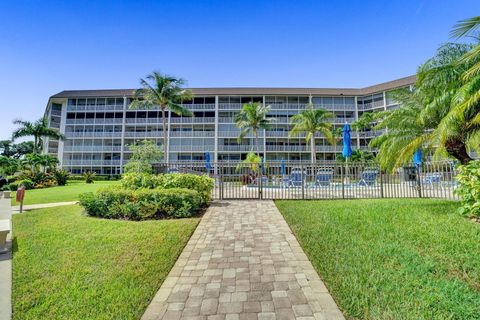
310;136;316;163
34;136;38;154
255;130;260;158
444;138;472;165
161;107;168;163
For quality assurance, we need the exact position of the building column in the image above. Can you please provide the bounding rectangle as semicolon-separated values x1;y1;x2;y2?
57;100;68;167
263;96;266;159
119;96;127;174
214;96;219;175
166;110;171;164
354;96;360;149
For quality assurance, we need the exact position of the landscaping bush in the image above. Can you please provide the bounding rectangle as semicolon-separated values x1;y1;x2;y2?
9;179;34;191
68;175;115;181
79;187;202;220
83;171;96;184
53;169;70;186
121;173;214;205
455;160;480;217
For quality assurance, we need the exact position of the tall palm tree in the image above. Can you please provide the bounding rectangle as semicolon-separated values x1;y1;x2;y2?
289;105;334;163
371;43;478;169
129;71;192;161
370;89;431;170
12;118;65;154
234;102;273;158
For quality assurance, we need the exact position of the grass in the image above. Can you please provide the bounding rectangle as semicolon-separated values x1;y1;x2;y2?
276;199;480;320
11;180;119;205
12;205;199;320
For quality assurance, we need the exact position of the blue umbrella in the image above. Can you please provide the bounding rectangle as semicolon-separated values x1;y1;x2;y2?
342;123;352;159
281;159;285;175
413;149;422;167
204;152;212;171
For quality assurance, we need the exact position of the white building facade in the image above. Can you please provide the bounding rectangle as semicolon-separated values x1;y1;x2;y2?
43;75;415;174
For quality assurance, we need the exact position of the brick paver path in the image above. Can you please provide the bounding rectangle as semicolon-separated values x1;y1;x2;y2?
142;200;344;320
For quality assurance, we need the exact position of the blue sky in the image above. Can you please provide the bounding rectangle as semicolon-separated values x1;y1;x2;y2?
0;0;479;140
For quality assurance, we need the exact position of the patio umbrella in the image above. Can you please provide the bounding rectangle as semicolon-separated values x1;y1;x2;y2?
413;149;422;167
281;159;285;175
204;152;212;171
342;123;352;179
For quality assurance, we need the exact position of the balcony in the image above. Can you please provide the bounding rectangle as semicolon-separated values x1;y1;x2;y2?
65;132;122;138
170;131;215;137
218;103;242;110
63;160;122;166
63;146;122;152
66;118;123;125
67;105;124;112
169;145;215;152
218;145;253;152
359;100;385;110
183;103;215;110
312;104;356;111
170;117;215;124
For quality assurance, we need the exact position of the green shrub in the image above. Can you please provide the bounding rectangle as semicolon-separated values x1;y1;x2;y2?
79;187;202;220
121;173;214;205
83;171;96;184
53;169;70;186
456;160;480;217
8;179;34;191
68;174;114;181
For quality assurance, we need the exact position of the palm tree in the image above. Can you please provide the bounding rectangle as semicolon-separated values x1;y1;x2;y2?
289;105;334;163
371;43;478;169
234;102;273;158
129;71;192;161
370;89;431;170
12;118;65;154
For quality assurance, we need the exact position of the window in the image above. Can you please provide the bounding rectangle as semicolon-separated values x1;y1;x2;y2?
97;98;106;106
193;97;204;104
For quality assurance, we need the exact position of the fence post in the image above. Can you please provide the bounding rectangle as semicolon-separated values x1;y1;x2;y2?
219;162;223;200
301;164;305;200
380;169;384;198
258;163;262;200
341;164;345;199
416;165;422;198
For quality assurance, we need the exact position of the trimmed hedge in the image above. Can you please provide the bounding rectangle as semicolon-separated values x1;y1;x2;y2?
121;173;214;205
79;187;202;220
8;179;34;191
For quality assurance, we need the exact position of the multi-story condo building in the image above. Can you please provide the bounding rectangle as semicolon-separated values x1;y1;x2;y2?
43;75;415;175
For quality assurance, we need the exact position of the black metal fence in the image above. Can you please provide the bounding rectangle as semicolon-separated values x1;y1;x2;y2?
155;160;459;201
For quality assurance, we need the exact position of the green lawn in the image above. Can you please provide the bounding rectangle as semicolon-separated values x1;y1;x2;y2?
11;180;119;205
276;199;480;320
12;205;199;320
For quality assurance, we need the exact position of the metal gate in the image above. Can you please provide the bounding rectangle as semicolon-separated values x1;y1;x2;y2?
159;161;459;201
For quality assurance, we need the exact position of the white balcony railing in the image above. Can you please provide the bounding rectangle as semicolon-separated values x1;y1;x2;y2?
63;146;122;152
63;160;122;166
66;131;123;138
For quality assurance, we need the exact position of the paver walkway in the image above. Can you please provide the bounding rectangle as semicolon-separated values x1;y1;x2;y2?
142;200;344;320
12;201;78;213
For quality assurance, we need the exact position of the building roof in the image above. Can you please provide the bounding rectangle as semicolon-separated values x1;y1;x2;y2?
50;75;416;98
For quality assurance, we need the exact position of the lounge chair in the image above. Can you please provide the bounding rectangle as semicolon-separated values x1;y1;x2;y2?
287;169;306;187
315;170;333;187
358;169;378;186
422;172;443;189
